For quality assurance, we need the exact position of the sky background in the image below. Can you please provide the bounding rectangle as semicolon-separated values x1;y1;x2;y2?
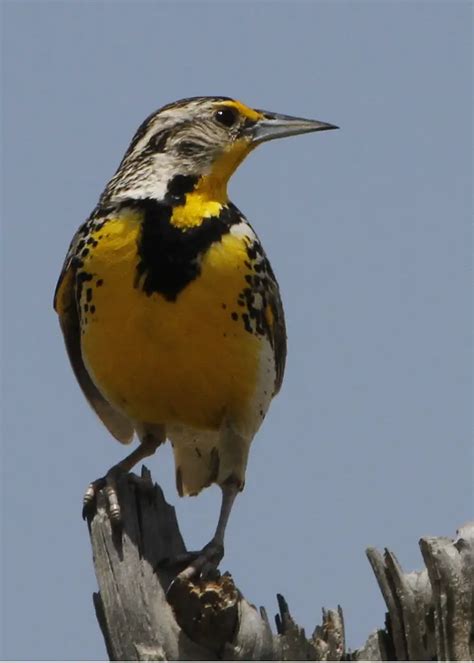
1;1;472;659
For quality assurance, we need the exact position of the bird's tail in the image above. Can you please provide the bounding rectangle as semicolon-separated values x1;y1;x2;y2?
169;424;251;496
169;428;220;496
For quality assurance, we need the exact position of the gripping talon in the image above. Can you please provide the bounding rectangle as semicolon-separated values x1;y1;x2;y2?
82;473;122;524
103;475;121;522
157;541;224;581
81;438;162;524
82;478;106;519
177;541;224;581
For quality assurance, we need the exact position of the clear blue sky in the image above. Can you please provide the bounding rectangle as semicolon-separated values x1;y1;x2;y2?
1;1;472;659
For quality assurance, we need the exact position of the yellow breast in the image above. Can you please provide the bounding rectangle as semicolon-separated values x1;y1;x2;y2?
78;210;262;430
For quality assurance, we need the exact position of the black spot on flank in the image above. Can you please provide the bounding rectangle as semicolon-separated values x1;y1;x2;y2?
71;257;83;270
165;174;198;206
242;313;252;333
81;248;89;258
96;279;103;287
77;239;85;253
221;303;227;309
90;305;96;314
231;312;238;321
76;272;93;284
247;246;257;260
247;242;264;261
84;304;89;313
86;288;93;303
76;271;93;306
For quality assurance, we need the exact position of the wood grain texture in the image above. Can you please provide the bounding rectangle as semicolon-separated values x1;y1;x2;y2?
86;467;474;660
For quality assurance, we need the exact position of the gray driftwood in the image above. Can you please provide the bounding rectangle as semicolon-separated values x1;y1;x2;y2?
86;467;474;660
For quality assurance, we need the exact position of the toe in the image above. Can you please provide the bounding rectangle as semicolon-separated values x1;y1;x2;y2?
174;540;224;582
82;478;106;519
82;474;122;524
104;481;121;523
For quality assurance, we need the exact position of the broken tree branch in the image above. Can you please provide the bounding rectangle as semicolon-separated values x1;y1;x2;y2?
85;467;474;660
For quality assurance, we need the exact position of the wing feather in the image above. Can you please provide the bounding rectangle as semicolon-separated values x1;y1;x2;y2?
54;232;134;444
264;265;287;395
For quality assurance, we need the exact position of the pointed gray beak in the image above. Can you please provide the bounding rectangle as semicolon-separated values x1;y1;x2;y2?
248;110;339;145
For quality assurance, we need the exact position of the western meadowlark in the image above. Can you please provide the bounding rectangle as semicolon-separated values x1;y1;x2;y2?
54;96;337;578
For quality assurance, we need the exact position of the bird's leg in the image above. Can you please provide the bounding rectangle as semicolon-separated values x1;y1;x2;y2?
175;481;239;582
83;434;160;523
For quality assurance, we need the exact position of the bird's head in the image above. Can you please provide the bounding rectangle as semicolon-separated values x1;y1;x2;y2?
103;96;338;205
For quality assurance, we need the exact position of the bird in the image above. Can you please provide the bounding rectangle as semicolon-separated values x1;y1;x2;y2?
54;96;337;579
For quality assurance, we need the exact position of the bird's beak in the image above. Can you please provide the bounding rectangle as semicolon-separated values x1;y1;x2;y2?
248;110;339;145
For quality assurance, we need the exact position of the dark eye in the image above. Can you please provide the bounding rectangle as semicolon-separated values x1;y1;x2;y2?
214;107;238;128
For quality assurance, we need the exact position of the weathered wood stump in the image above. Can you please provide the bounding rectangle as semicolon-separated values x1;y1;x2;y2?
86;467;474;660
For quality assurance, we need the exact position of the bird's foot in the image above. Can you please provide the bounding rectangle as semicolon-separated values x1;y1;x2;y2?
83;468;155;524
83;468;123;524
159;540;224;583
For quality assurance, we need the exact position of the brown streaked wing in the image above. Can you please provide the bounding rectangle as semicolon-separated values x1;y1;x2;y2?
267;280;287;395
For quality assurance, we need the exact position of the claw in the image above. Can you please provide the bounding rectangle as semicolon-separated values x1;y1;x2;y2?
178;541;224;582
158;541;224;583
81;440;162;524
82;471;122;524
164;545;224;600
82;477;106;519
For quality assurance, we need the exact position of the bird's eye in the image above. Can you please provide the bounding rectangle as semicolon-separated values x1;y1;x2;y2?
214;107;238;128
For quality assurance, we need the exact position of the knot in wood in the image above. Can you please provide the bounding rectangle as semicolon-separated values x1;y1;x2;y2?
167;572;239;653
